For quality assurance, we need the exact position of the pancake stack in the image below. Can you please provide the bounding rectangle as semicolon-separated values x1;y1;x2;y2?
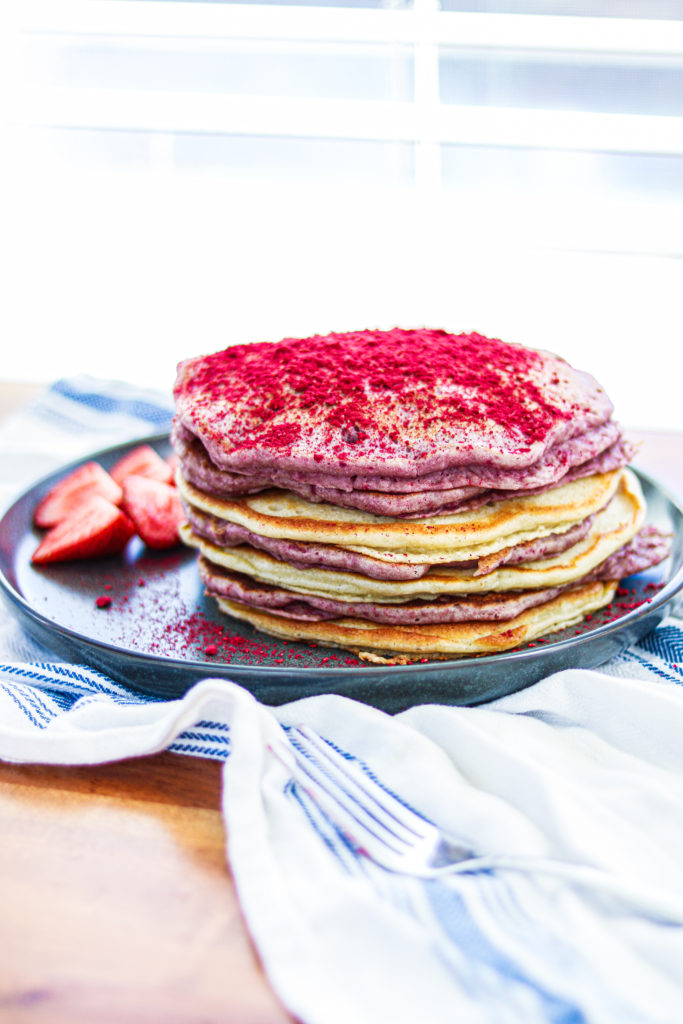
172;328;668;661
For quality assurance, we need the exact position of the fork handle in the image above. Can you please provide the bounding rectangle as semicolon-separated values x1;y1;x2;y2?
430;838;480;869
438;855;683;925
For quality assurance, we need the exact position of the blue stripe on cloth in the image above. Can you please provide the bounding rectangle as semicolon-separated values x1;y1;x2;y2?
40;688;79;711
15;684;59;724
423;879;586;1024
177;730;231;748
619;648;682;686
474;872;627;1023
31;401;100;435
286;726;426;820
16;663;149;703
0;662;128;695
51;380;173;428
167;741;229;760
637;625;683;676
289;782;363;877
0;667;232;760
194;720;230;732
474;870;649;1023
0;682;56;729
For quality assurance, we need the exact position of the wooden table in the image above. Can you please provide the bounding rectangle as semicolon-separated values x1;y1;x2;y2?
0;382;681;1023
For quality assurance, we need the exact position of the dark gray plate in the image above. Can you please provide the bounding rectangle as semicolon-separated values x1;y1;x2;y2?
1;434;682;713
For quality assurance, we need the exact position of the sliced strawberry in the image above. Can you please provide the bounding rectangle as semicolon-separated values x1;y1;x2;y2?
121;475;184;549
110;445;173;486
32;496;135;564
34;462;123;529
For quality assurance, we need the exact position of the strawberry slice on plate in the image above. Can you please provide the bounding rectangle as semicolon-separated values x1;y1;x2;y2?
121;475;184;549
110;444;174;486
32;496;135;564
34;462;123;529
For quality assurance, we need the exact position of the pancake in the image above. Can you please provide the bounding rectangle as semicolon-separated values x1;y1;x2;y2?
212;581;618;659
178;468;645;603
173;420;632;518
173;329;629;517
198;527;661;627
198;558;577;624
175;469;622;558
182;500;598;581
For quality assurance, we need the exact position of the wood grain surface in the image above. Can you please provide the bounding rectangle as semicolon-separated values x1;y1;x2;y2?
0;381;680;1023
0;753;294;1023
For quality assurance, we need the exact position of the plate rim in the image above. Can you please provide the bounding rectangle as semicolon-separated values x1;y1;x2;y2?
1;432;682;682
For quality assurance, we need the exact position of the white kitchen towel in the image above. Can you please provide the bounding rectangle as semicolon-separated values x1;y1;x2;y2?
2;378;683;1024
2;655;683;1024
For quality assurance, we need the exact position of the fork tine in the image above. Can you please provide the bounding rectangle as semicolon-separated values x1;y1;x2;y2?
290;734;412;848
291;725;428;843
269;738;408;858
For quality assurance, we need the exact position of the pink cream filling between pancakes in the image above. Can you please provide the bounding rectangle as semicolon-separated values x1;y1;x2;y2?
182;502;599;581
174;422;633;518
197;527;670;625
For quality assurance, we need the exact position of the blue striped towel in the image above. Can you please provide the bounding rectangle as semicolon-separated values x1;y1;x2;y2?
1;378;683;1024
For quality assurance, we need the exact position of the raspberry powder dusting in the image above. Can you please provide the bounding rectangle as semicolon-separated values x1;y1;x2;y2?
174;328;609;475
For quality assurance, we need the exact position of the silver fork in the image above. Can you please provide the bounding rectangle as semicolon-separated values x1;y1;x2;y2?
271;723;683;924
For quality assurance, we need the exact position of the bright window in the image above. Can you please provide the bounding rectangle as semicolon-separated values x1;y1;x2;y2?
4;0;683;428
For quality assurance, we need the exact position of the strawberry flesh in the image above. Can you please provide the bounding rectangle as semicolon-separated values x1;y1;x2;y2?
34;462;123;529
110;445;174;486
121;475;184;549
32;496;135;564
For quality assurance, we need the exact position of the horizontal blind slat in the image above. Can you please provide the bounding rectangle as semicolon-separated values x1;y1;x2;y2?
23;88;683;156
22;1;683;57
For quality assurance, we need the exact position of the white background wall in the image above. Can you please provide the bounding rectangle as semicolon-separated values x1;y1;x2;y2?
3;1;683;431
